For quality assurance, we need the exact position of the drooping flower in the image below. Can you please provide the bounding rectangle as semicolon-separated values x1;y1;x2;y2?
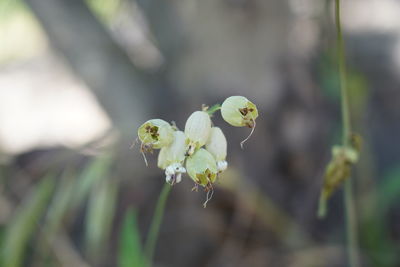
186;148;218;187
184;111;212;156
137;119;174;150
221;96;258;127
221;96;258;148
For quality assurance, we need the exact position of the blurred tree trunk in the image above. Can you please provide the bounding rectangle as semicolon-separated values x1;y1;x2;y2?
135;0;185;65
24;0;154;135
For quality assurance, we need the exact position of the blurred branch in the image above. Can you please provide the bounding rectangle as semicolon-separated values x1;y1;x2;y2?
220;169;310;247
134;0;184;65
52;233;92;267
132;0;185;112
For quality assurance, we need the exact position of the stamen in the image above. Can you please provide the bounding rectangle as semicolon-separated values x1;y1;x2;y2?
170;174;176;185
239;107;248;116
203;183;214;208
140;143;149;167
130;137;139;149
191;183;199;192
240;114;256;149
186;144;195;156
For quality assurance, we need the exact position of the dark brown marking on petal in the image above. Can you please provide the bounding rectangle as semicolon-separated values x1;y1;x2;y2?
239;107;248;116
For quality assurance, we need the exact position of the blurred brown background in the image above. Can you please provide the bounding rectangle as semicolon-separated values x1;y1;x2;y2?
0;0;400;266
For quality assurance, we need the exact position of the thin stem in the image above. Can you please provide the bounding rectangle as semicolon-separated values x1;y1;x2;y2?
143;183;171;267
206;104;221;115
344;178;360;267
336;0;350;145
335;0;360;266
317;194;327;218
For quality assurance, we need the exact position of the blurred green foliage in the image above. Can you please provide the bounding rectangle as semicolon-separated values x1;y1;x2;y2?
85;178;118;261
118;208;143;267
361;166;400;266
2;176;55;267
85;0;121;24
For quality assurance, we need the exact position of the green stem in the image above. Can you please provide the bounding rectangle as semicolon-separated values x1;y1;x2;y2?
336;0;350;144
206;104;221;115
344;178;360;267
317;194;327;219
143;183;171;267
335;0;360;266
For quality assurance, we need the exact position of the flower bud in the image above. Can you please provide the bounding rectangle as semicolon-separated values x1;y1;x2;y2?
221;96;258;127
137;119;174;149
186;148;218;187
184;111;212;156
332;146;359;164
157;131;187;185
205;127;228;172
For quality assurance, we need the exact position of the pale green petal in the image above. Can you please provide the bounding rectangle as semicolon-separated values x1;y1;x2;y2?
184;111;212;155
221;96;258;127
186;148;218;186
206;127;227;161
137;119;174;149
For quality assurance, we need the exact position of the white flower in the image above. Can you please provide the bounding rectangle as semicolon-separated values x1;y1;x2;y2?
184;111;212;156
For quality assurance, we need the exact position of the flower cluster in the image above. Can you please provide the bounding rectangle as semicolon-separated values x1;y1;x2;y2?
136;96;258;206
